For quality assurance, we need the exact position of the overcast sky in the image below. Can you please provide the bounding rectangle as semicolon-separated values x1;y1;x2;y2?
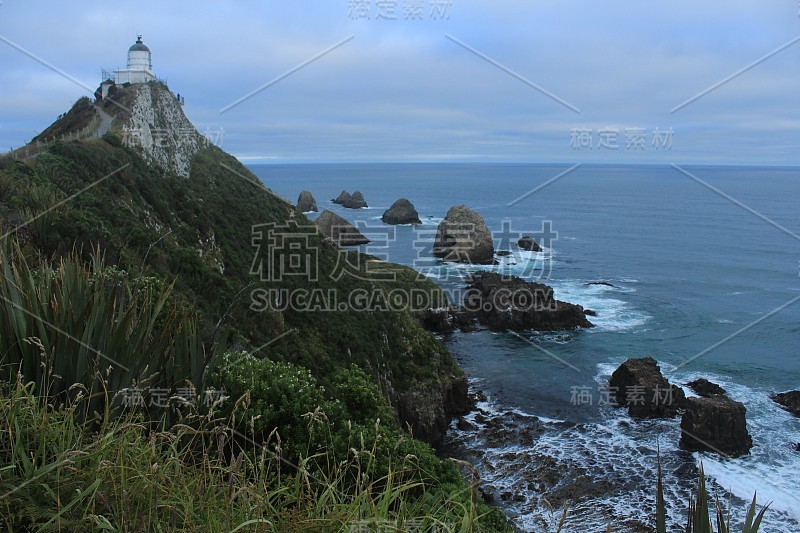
1;1;798;165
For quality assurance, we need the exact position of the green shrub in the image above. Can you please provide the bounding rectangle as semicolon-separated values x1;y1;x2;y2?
0;376;511;532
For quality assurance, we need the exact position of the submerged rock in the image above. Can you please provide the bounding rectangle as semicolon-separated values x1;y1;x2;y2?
463;271;593;331
587;281;616;288
382;198;421;225
433;205;495;265
680;396;752;456
517;235;542;252
314;210;369;246
609;357;685;418
687;378;726;398
772;390;800;417
296;190;318;212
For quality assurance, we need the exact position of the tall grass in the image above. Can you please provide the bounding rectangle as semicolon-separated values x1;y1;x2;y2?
0;238;209;420
0;376;502;531
0;240;508;531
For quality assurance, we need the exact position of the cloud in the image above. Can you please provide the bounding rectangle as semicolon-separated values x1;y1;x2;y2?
0;0;797;164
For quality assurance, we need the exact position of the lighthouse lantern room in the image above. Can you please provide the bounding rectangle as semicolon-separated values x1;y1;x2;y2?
114;35;156;85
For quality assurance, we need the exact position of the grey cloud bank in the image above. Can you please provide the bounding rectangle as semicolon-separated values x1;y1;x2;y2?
1;0;798;165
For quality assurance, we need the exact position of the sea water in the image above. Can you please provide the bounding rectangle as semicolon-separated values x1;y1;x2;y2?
250;163;800;531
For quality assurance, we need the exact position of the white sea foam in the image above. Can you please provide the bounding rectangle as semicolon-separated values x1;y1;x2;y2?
600;364;800;528
669;374;800;524
417;216;442;226
550;280;651;332
449;382;799;530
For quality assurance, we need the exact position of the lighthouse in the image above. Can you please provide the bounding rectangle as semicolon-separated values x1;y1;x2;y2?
113;35;156;85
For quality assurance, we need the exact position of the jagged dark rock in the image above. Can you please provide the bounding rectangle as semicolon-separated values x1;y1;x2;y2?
495;250;513;257
332;190;351;205
416;308;453;334
451;310;479;332
314;210;369;246
343;191;368;209
382;198;421;225
609;357;686;418
462;272;593;331
517;236;542;252
583;309;597;316
394;374;468;445
680;396;752;456
433;205;495;265
687;378;726;398
296;190;317;212
456;417;476;431
772;390;800;417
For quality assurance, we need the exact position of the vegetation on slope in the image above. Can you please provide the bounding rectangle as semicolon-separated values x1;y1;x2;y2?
0;129;456;393
0;375;506;531
0;90;498;530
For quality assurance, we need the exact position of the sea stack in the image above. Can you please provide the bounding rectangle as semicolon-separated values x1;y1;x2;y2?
517;236;542;252
344;191;368;209
332;190;368;209
297;190;318;212
680;396;753;456
333;190;351;205
609;357;685;418
382;198;421;225
433;205;494;264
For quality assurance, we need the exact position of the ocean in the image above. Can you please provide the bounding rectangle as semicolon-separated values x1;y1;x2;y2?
249;163;800;531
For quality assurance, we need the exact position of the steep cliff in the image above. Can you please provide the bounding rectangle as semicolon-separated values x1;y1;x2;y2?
105;82;205;178
0;81;466;445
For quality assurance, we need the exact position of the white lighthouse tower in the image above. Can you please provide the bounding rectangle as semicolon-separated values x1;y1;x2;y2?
114;35;156;85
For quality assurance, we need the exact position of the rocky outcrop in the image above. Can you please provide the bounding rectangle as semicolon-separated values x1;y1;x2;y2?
772;390;800;417
115;82;205;178
333;190;351;205
687;378;726;398
609;357;685;418
517;236;542;252
332;190;367;209
314;210;369;246
416;308;453;334
394;374;469;445
680;396;752;456
462;272;593;331
344;191;368;209
416;307;477;334
433;205;495;265
296;190;317;212
382;198;421;225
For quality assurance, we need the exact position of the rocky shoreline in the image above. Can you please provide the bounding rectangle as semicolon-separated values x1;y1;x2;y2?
299;189;797;526
441;381;663;532
440;354;788;530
